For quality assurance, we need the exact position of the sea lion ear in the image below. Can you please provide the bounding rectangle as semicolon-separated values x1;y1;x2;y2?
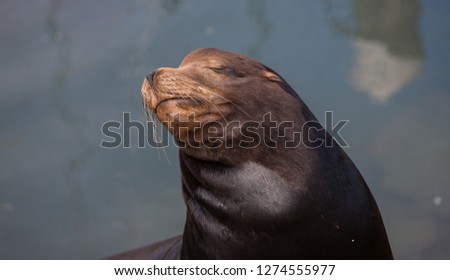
263;71;283;83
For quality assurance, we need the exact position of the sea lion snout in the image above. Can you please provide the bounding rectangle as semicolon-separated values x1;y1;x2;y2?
141;77;152;104
145;71;156;88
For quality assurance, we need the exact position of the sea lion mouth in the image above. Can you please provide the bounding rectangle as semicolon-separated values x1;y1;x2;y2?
153;97;182;114
142;73;204;113
153;97;203;114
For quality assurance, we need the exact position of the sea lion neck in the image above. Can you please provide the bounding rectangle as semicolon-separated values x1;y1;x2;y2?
178;151;309;259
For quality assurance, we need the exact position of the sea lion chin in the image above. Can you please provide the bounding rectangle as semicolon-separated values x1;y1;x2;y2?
110;48;393;259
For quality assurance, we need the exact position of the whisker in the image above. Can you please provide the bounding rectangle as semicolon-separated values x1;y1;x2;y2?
170;86;227;124
141;95;171;165
179;90;201;107
205;99;229;124
202;89;252;118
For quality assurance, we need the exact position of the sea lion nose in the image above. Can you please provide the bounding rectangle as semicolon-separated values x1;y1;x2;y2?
146;71;156;88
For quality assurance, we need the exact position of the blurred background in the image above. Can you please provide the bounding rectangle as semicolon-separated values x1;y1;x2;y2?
1;0;449;259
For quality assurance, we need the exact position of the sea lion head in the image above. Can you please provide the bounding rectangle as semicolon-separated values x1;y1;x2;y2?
141;48;313;163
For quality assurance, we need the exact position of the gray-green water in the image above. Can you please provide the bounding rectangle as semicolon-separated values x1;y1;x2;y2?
1;0;449;259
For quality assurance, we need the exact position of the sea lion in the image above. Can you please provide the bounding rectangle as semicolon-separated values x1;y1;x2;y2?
108;48;393;259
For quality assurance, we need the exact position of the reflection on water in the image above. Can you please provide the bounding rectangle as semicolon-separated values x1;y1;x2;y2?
330;0;423;102
1;0;449;259
349;38;422;102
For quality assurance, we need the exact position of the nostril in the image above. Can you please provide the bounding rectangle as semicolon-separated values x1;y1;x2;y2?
146;71;156;88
